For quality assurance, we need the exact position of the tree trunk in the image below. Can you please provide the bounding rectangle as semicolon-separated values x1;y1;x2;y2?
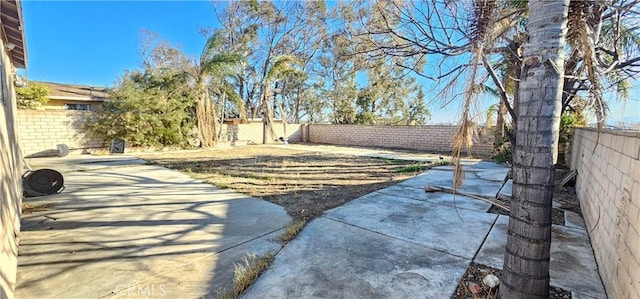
218;92;227;140
500;1;569;298
196;80;218;148
278;101;288;142
262;86;276;145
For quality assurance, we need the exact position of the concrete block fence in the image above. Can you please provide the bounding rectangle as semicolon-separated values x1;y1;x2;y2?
16;110;103;156
307;124;494;156
570;127;640;299
15;111;494;156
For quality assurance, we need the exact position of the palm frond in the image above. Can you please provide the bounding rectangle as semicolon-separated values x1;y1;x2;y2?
200;30;244;77
200;31;224;64
221;81;248;123
203;53;244;77
567;0;608;126
266;55;304;81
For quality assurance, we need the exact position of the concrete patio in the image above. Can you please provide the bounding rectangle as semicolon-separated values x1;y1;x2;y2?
16;146;607;298
243;153;606;298
16;155;291;298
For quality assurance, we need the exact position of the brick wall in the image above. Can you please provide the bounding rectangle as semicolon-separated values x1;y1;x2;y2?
16;110;104;156
307;124;494;156
570;127;640;299
1;39;24;299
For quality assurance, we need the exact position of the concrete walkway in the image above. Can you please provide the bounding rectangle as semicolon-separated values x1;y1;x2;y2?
244;148;606;298
16;155;291;298
16;146;606;298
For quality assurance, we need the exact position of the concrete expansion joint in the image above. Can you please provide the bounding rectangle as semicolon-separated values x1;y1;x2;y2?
319;214;470;260
471;216;499;261
215;227;286;256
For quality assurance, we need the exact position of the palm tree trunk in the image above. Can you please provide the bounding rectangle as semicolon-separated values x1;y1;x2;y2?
500;1;569;298
218;93;227;140
262;88;272;145
196;80;218;148
278;101;288;142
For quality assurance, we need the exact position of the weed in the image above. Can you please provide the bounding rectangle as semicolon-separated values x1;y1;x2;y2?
217;252;275;299
383;158;405;165
21;203;53;214
215;182;229;189
241;173;260;179
395;164;429;173
491;142;512;164
278;219;307;245
394;160;450;173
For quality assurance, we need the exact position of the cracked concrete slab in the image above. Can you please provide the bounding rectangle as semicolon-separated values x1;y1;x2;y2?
498;179;513;201
399;169;506;199
474;216;606;298
376;185;492;212
324;192;498;259
242;217;470;299
564;211;586;230
16;158;291;299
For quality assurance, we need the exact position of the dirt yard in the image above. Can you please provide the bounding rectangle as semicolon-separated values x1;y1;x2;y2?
140;146;440;220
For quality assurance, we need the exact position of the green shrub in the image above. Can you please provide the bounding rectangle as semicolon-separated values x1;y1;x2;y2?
492;141;512;164
86;70;196;147
16;83;49;109
559;112;585;144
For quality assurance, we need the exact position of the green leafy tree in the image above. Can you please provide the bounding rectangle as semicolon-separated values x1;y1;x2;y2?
16;82;49;109
86;70;196;147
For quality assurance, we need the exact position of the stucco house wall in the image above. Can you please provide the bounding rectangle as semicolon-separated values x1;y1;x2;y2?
43;99;101;111
0;28;25;299
0;1;27;298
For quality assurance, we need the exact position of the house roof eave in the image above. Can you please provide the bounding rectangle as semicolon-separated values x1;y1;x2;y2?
1;0;27;68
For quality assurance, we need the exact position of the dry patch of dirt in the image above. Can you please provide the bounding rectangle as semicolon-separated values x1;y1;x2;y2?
21;203;53;214
140;146;439;220
453;262;571;299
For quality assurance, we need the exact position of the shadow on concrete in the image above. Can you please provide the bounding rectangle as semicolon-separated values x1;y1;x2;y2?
16;160;290;298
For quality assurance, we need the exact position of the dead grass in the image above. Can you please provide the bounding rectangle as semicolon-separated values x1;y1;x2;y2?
216;252;275;299
21;203;53;214
278;219;307;245
139;145;448;298
141;146;440;220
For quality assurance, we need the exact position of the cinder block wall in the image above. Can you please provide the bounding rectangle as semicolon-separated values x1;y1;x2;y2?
16;110;103;156
307;124;493;156
222;121;304;144
0;40;24;299
570;127;640;299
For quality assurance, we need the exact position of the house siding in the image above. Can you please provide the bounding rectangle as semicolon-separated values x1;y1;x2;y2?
44;99;101;111
0;36;24;299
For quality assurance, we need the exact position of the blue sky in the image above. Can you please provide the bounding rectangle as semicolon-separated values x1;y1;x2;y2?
20;1;639;124
22;1;216;87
